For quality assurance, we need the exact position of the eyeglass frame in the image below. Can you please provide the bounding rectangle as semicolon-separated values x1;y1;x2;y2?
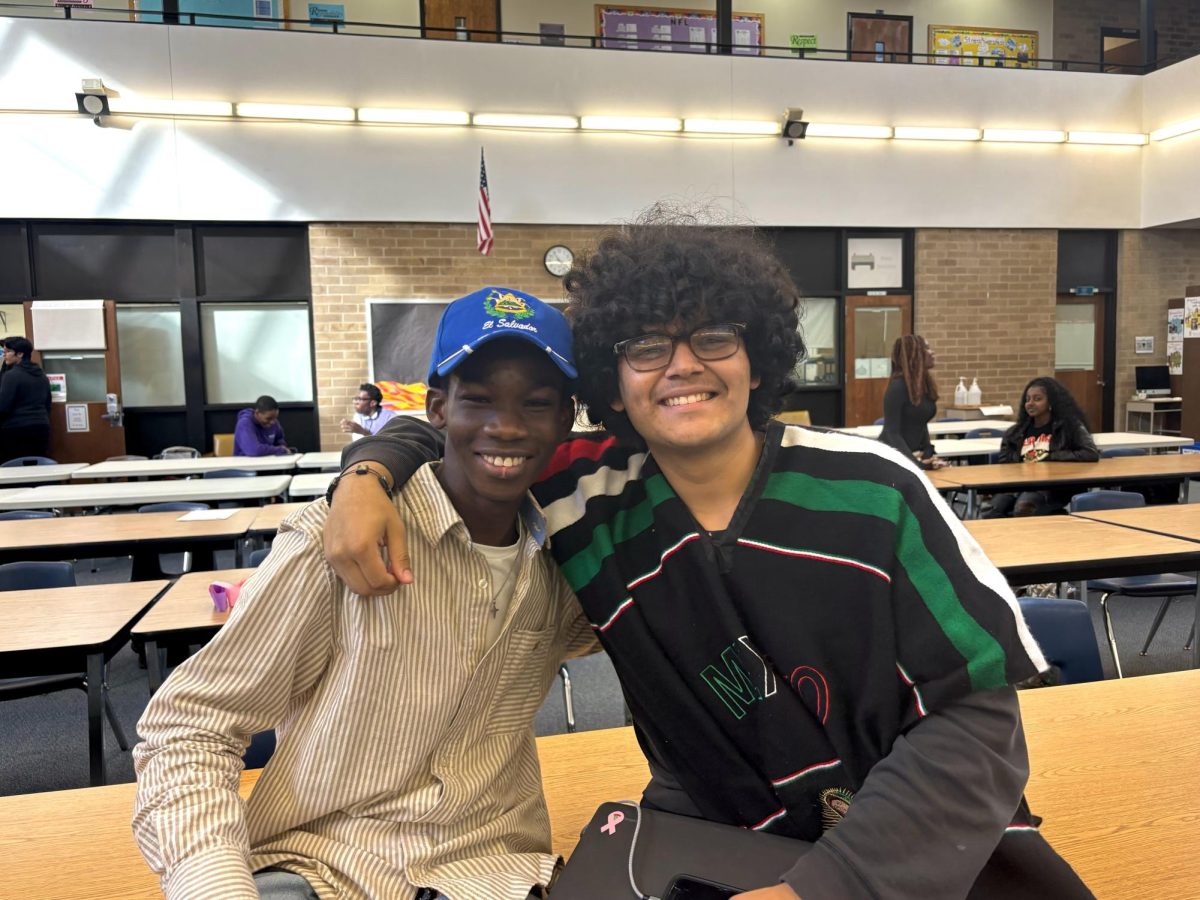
612;322;748;372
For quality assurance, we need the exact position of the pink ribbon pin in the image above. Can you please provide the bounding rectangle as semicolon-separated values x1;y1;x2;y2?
600;810;625;835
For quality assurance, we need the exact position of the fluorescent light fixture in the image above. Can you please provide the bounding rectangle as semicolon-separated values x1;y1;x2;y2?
580;115;682;132
472;113;579;129
357;108;470;125
805;123;893;139
683;118;780;135
235;102;355;122
893;126;981;141
108;98;234;117
982;128;1066;143
1150;118;1200;142
1067;131;1148;145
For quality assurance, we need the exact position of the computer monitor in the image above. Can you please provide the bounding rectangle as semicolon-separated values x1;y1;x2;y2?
1135;365;1171;396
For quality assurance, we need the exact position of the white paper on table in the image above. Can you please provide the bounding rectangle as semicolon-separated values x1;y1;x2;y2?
176;509;239;521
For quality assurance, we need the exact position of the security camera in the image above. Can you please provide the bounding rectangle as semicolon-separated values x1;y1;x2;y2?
782;107;808;145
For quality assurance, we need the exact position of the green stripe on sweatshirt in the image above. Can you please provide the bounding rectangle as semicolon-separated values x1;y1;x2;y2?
760;470;1008;691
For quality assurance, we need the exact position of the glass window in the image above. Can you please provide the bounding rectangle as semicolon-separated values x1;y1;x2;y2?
200;301;314;403
117;304;185;407
1055;303;1095;370
853;306;902;380
40;353;108;402
794;297;838;386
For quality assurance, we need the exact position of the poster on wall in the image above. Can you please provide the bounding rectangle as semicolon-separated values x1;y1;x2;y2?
928;25;1037;68
1168;307;1184;340
596;5;764;55
367;294;567;414
846;236;904;290
47;373;67;402
1184;296;1200;338
1168;340;1183;374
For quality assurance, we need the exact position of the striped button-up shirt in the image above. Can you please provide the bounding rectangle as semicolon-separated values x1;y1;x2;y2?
133;464;597;900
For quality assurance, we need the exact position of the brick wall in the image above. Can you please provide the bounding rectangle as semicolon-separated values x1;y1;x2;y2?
914;230;1059;416
1054;0;1200;67
1115;229;1200;422
309;223;604;450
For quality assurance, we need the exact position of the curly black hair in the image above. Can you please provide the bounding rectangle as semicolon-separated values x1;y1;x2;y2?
563;211;803;440
1014;376;1091;431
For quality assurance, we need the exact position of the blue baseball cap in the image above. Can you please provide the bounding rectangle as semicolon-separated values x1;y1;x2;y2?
427;286;577;381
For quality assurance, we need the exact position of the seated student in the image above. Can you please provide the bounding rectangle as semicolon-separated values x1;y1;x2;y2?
340;382;397;440
985;376;1100;518
233;394;290;456
132;287;595;900
324;219;1091;898
879;334;948;470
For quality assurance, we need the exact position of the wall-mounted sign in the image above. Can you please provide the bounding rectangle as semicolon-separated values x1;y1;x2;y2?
789;34;818;49
47;373;67;402
847;237;904;290
66;403;89;432
54;0;94;7
308;3;344;23
1135;336;1154;354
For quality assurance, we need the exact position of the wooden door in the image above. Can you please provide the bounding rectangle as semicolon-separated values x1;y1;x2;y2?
422;0;498;41
847;13;912;63
27;300;126;464
1054;294;1106;431
843;294;912;426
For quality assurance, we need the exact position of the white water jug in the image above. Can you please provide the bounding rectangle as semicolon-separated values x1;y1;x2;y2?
966;378;982;405
954;378;968;406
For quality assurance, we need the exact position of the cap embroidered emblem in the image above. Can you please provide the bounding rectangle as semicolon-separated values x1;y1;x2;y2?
819;787;855;830
485;289;535;320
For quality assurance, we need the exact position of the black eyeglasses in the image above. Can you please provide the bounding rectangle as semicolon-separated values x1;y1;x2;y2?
613;323;747;372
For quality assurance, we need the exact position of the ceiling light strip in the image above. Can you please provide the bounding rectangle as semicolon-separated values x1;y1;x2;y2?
893;126;981;141
683;118;780;135
581;115;682;132
982;128;1066;143
235;102;355;122
805;123;893;139
1067;131;1148;145
357;108;470;125
1150;118;1200;142
472;113;579;129
108;98;234;117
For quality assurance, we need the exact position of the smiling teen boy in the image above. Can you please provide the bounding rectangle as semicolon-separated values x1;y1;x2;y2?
132;287;595;900
325;222;1091;898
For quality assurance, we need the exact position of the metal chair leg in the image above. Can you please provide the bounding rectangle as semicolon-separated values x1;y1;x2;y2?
1139;597;1175;656
103;688;130;751
558;664;576;734
1186;623;1195;652
1099;592;1124;678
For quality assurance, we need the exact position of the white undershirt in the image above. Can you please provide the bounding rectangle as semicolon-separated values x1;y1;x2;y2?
472;521;524;646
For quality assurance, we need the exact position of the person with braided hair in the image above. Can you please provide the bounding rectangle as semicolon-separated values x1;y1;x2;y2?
879;334;948;469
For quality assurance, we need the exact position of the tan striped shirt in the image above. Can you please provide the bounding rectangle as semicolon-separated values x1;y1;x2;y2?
133;464;597;900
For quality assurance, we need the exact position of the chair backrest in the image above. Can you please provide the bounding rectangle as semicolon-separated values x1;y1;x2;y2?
203;469;256;478
938;417;963;422
242;730;276;769
248;547;270;567
138;502;211;514
0;560;76;592
212;433;236;457
0;509;55;520
1018;596;1105;684
775;410;812;426
1101;447;1149;458
157;446;201;460
964;427;1006;439
1069;489;1146;513
1;456;58;467
873;417;886;425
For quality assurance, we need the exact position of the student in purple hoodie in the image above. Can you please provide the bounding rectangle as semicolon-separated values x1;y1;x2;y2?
233;395;290;456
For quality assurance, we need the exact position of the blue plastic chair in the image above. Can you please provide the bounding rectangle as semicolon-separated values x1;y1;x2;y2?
138;502;211;514
1101;447;1149;458
964;427;1006;439
0;510;55;520
1;456;58;467
0;560;131;750
248;547;270;567
873;417;886;426
1017;596;1105;684
203;469;256;478
1069;490;1198;677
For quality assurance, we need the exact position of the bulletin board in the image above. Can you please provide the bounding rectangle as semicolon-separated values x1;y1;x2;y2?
928;25;1038;68
596;5;765;55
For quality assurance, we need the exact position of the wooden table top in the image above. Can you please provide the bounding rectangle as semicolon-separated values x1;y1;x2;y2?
965;515;1200;580
132;568;257;636
938;454;1200;490
248;502;309;534
1072;502;1200;542
0;580;169;654
73;455;300;479
0;671;1195;899
0;475;293;510
0;463;89;485
0;508;258;552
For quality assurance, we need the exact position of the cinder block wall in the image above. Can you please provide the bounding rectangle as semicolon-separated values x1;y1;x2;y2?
309;223;603;450
914;229;1059;415
1053;0;1200;66
1116;229;1200;420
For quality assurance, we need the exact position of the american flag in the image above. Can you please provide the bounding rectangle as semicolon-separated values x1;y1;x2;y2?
477;147;493;256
